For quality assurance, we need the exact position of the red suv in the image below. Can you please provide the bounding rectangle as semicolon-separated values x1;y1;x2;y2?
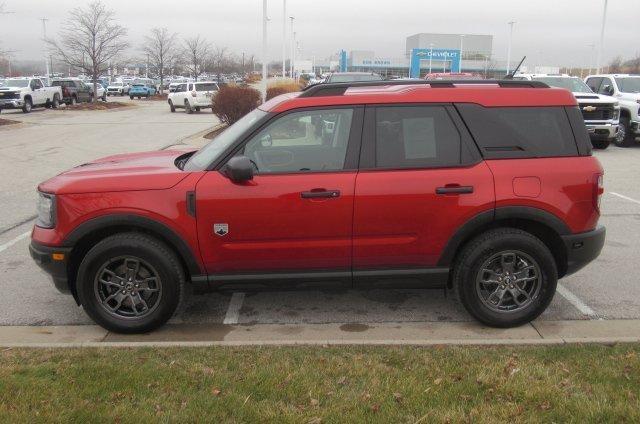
30;80;606;333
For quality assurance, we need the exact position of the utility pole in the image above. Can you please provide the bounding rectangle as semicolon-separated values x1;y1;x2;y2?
289;16;295;78
40;18;51;79
261;0;268;101
282;0;286;78
292;31;297;80
506;21;516;75
596;0;608;74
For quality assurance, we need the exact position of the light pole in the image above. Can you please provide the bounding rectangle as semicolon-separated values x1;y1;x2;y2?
292;31;297;80
289;16;295;78
282;0;286;78
587;43;596;75
40;18;51;79
459;35;465;73
428;43;434;74
261;0;268;101
506;21;516;75
596;0;608;74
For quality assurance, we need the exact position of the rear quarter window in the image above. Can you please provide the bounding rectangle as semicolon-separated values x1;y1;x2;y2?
456;104;579;159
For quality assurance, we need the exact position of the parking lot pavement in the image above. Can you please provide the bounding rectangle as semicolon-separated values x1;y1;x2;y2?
1;100;639;330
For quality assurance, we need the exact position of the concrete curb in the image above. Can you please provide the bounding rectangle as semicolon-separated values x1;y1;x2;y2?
161;123;224;150
1;319;639;348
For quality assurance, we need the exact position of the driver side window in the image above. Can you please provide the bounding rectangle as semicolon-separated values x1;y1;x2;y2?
242;108;354;174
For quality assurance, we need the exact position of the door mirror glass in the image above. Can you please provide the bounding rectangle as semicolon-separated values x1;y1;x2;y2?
223;155;254;182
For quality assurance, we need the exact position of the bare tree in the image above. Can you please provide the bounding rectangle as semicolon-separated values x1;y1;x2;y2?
46;1;128;101
141;27;178;94
182;35;210;81
608;56;624;73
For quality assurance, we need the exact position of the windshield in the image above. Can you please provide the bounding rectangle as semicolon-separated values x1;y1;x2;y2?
615;77;640;93
533;77;592;93
111;82;123;86
4;79;29;87
184;108;268;171
329;74;382;83
195;83;218;91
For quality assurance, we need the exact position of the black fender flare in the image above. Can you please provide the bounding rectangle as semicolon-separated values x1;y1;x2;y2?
437;206;571;267
63;214;204;276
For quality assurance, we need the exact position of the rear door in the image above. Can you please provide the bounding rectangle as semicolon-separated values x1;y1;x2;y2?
353;104;495;282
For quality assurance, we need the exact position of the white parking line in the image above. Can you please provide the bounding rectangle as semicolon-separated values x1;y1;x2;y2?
556;284;600;320
0;231;30;254
610;192;640;206
223;293;245;325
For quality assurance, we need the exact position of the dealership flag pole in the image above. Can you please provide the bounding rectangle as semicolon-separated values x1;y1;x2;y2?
282;0;286;78
506;21;516;75
289;16;295;78
596;0;608;74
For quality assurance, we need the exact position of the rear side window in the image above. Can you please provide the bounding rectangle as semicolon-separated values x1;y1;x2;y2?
196;83;218;91
375;106;461;168
456;104;578;159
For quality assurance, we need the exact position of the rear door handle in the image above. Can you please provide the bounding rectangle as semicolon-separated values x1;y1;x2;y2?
301;189;341;199
436;185;474;195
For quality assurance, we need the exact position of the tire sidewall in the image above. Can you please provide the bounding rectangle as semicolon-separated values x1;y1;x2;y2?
456;230;558;327
76;235;182;333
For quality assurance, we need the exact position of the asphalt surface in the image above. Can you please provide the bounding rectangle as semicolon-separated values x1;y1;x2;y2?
0;101;639;328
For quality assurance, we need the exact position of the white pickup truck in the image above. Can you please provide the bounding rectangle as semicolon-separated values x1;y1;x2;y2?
0;77;63;113
514;74;620;149
585;74;640;147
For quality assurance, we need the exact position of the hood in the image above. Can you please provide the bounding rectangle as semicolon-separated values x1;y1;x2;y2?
39;149;197;195
573;92;618;104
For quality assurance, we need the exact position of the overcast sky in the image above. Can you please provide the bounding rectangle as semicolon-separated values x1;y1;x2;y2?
1;0;638;68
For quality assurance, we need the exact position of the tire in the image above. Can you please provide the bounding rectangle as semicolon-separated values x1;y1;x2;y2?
76;232;185;334
185;100;193;114
130;95;134;100
102;93;107;102
168;100;176;113
70;96;77;106
52;95;60;109
453;228;558;328
614;116;635;147
195;107;201;112
22;97;32;113
591;139;610;150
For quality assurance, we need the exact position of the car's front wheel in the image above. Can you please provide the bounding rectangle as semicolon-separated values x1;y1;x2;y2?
76;233;184;333
453;228;557;328
22;97;32;113
615;116;635;147
592;139;610;150
168;100;176;112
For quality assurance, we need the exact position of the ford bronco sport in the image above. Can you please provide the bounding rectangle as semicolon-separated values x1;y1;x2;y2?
30;80;606;333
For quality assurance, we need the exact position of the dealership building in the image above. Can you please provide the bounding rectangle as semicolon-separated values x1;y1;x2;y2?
339;33;501;77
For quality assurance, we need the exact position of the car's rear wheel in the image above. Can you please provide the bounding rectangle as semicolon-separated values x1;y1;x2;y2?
168;100;176;113
195;107;201;112
130;95;134;100
52;94;60;109
185;100;193;114
70;96;77;106
76;233;184;333
453;228;557;328
615;116;635;147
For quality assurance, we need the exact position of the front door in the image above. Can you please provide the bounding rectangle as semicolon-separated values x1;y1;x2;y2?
353;105;495;282
195;106;363;283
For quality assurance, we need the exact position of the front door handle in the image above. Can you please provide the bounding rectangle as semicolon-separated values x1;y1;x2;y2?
436;185;474;195
301;189;341;199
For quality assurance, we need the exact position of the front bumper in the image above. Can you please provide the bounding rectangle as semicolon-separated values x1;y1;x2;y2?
0;99;24;109
585;122;618;140
561;226;606;277
631;120;640;135
29;241;72;294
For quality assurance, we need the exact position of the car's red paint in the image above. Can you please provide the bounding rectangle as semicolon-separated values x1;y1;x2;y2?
352;162;495;268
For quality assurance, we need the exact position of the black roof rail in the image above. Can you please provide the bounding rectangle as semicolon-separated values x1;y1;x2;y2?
299;79;549;98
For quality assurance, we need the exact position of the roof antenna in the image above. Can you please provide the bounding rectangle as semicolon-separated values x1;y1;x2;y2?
504;56;526;79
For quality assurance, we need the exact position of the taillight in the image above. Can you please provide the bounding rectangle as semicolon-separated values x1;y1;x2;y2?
594;173;604;212
191;91;197;97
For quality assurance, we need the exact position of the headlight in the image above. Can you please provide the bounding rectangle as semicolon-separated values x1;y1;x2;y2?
36;192;56;228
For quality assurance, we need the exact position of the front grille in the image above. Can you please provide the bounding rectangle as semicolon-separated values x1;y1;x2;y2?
0;92;20;99
581;103;615;121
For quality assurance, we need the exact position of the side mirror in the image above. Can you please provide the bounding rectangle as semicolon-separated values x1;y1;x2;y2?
603;85;614;95
224;156;254;183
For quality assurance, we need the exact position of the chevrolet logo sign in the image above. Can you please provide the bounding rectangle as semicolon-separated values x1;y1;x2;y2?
583;106;597;112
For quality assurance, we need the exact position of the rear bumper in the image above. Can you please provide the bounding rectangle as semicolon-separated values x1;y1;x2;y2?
29;241;72;294
561;226;606;277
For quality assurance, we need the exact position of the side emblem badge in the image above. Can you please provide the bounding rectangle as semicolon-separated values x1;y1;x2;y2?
214;223;229;237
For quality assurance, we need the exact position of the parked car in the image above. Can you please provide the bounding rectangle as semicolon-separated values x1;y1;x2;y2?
515;74;620;149
107;81;127;96
86;81;107;102
129;83;157;99
167;81;219;113
29;79;605;333
585;74;640;147
50;79;95;105
323;72;383;83
0;77;62;113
